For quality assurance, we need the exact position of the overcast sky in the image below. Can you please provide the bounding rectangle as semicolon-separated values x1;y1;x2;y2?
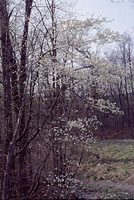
75;0;134;34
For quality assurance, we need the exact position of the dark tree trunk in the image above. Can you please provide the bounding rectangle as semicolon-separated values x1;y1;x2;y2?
18;0;33;198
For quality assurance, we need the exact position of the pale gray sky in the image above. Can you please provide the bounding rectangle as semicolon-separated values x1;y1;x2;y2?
75;0;134;33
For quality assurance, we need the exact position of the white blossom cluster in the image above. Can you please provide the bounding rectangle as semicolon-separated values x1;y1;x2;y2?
96;99;124;115
44;174;84;199
45;116;98;146
88;97;123;115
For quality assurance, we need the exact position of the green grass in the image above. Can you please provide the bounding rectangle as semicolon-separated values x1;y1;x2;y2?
81;140;134;184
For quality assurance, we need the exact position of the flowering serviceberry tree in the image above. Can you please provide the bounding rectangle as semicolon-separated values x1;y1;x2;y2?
0;0;124;199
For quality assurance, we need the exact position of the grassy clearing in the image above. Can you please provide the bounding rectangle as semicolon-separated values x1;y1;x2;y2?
80;140;134;185
94;185;132;199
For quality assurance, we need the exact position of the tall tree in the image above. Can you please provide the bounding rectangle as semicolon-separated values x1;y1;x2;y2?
0;0;33;199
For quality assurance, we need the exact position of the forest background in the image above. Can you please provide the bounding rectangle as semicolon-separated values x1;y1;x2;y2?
0;0;134;199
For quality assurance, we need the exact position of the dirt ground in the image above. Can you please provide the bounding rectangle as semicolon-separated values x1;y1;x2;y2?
74;179;134;199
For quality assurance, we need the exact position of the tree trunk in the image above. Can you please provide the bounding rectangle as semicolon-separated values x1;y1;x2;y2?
18;0;33;198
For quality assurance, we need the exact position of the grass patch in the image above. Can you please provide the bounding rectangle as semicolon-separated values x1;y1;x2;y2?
80;140;134;184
